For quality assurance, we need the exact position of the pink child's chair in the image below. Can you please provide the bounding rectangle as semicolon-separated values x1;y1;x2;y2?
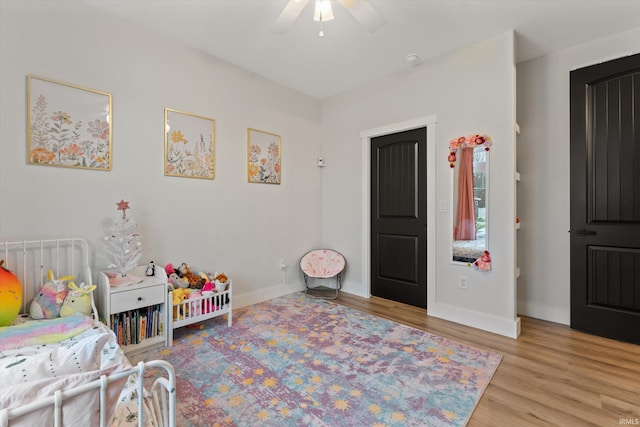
300;249;346;299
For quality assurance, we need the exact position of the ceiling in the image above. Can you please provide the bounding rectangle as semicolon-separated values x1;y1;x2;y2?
84;0;640;100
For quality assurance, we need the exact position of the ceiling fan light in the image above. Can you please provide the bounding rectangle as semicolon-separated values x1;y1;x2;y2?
314;0;334;22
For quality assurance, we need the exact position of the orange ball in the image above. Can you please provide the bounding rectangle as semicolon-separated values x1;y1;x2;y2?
0;262;22;326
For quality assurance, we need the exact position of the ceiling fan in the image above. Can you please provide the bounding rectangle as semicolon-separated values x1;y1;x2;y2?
272;0;387;36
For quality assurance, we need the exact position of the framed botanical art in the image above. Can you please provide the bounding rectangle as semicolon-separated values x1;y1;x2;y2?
164;108;215;179
247;128;281;184
28;75;112;170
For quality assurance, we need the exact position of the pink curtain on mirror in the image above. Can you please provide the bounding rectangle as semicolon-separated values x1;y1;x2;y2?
454;147;476;240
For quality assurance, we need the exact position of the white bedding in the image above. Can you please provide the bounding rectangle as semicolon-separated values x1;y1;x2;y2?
0;239;173;427
0;318;132;426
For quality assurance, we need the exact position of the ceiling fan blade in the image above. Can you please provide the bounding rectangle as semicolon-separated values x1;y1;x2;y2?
271;0;310;35
338;0;387;33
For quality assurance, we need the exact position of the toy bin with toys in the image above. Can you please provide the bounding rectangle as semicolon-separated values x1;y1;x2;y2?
165;263;232;346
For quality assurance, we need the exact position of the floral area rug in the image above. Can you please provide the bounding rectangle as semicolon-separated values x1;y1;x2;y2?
131;293;502;427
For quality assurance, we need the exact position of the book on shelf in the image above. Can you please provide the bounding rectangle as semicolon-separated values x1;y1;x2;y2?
110;304;162;346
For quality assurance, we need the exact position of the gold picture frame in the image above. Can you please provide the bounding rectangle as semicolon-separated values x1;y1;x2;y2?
28;75;112;170
247;128;281;184
164;108;215;179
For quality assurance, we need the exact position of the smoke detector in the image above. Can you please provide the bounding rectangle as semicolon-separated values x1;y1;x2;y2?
405;53;422;67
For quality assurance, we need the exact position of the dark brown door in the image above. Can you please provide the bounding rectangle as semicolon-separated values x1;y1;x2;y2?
371;128;427;308
570;53;640;344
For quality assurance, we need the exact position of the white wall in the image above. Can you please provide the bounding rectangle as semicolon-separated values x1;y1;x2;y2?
516;27;640;325
321;32;520;337
0;1;322;307
1;1;528;338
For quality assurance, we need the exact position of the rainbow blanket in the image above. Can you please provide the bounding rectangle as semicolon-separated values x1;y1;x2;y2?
0;314;93;351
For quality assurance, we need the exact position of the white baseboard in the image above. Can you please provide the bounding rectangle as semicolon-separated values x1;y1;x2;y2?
517;300;570;325
428;301;521;339
341;281;370;298
233;285;538;339
232;281;305;309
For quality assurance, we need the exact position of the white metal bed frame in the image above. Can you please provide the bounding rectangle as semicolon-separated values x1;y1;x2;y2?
0;238;176;427
0;360;175;427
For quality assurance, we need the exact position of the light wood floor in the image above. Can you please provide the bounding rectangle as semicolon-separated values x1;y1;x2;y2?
331;292;640;426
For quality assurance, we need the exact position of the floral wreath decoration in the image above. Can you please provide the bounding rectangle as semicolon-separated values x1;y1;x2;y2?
448;134;492;168
473;250;492;272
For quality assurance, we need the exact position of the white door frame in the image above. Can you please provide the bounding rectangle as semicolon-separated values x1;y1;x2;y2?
360;115;437;307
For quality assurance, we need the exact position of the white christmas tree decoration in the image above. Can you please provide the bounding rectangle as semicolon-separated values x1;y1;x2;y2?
104;199;142;277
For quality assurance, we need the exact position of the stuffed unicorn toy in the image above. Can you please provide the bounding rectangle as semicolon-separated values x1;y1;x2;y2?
29;270;74;319
60;282;96;317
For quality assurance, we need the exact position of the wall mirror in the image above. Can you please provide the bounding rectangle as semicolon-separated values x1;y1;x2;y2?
449;135;491;264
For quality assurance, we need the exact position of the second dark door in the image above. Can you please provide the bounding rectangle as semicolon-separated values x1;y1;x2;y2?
371;128;427;308
570;53;640;344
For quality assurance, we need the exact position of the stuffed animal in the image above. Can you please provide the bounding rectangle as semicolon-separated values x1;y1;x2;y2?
30;270;74;319
178;263;205;289
60;282;96;317
188;290;202;316
165;262;188;288
145;261;155;276
172;288;187;304
214;273;229;292
165;263;176;277
214;273;228;283
0;260;22;326
172;288;188;319
169;276;188;289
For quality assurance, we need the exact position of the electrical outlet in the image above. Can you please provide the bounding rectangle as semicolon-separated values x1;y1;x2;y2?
279;259;287;270
459;275;468;289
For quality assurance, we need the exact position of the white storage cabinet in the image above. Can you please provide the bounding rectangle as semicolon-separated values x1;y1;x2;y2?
98;265;168;356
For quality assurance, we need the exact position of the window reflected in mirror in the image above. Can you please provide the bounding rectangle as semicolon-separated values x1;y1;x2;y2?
452;147;488;263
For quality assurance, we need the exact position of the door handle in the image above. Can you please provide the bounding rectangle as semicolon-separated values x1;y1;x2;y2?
575;229;596;236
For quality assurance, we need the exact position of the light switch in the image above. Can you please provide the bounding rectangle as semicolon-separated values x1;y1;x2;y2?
439;200;447;213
